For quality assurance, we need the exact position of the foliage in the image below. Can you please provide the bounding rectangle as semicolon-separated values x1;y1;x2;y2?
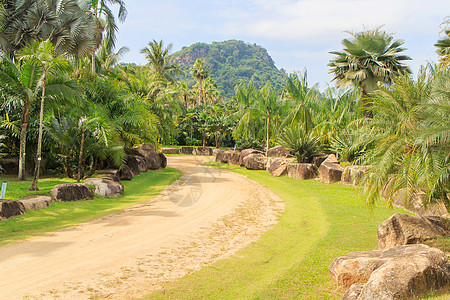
170;40;287;98
278;124;319;163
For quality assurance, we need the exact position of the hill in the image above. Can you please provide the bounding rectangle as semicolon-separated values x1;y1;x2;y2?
170;40;288;99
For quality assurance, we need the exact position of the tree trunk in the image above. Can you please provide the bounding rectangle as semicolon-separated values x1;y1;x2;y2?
77;125;86;182
266;112;270;156
64;155;73;179
362;86;373;119
18;102;30;181
29;72;47;191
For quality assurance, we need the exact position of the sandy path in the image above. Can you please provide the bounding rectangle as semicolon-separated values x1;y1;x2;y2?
0;156;284;299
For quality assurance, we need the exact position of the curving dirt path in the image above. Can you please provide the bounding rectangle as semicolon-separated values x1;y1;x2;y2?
0;156;284;299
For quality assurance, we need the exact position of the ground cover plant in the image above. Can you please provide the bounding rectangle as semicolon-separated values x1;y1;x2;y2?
0;168;181;246
144;162;450;299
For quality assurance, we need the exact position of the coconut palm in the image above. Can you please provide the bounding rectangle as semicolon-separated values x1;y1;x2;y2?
141;40;180;82
328;27;411;117
19;40;76;190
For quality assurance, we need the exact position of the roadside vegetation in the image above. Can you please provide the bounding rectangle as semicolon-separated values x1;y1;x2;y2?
0;168;181;246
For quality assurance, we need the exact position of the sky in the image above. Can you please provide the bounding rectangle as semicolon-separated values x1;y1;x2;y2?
114;0;448;88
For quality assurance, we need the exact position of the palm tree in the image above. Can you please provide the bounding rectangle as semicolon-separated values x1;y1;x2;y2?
140;40;180;82
0;0;97;59
328;27;411;117
435;17;450;69
190;59;209;105
19;40;76;190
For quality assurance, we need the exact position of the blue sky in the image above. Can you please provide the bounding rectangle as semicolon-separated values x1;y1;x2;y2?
115;0;448;88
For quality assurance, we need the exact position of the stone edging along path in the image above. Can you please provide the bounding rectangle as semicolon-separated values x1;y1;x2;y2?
0;156;284;299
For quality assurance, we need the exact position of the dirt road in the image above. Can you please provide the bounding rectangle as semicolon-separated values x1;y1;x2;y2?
0;156;284;299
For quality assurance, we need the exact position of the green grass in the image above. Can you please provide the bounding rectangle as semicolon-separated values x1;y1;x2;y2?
145;162;411;299
0;168;181;246
0;175;77;200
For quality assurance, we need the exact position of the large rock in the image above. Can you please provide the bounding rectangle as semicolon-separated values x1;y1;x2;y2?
228;153;240;166
84;178;124;198
19;195;53;211
194;147;213;155
378;213;450;250
125;155;140;177
162;148;179;154
179;146;194;155
239;149;265;166
287;163;318;180
50;183;94;202
266;158;295;176
342;165;370;186
267;146;290;157
95;170;119;182
329;244;450;299
215;150;233;163
243;154;267;170
319;161;344;183
359;245;449;300
0;200;25;219
312;153;329;168
159;153;167;169
119;165;133;181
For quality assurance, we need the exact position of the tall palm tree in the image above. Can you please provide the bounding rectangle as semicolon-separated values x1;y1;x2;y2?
19;40;76;190
328;27;411;118
190;59;208;105
140;39;180;82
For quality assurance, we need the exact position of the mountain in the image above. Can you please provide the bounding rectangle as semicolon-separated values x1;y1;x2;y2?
169;40;288;99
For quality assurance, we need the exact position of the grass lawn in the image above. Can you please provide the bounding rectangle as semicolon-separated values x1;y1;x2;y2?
0;168;181;246
144;162;433;299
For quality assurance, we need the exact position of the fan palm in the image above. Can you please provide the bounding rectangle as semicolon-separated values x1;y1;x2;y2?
328;27;411;117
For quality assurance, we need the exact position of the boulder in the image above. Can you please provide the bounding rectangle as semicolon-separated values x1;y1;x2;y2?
342;165;370;186
287;163;318;180
312;153;329;168
19;195;53;211
159;153;167;169
228;153;240;166
239;149;265;166
378;213;450;250
0;200;25;219
50;183;94;202
267;146;290;157
319;162;344;183
125;155;140;177
194;147;213;155
95;170;119;182
119;165;133;181
179;146;194;155
391;188;448;217
162;148;179;154
342;283;365;300
266;158;295;176
84;178;124;198
243;154;267;170
359;245;450;300
329;244;450;298
215;150;232;163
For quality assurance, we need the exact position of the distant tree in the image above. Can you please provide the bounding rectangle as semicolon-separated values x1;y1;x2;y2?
328;27;411;117
190;59;209;105
141;40;180;82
